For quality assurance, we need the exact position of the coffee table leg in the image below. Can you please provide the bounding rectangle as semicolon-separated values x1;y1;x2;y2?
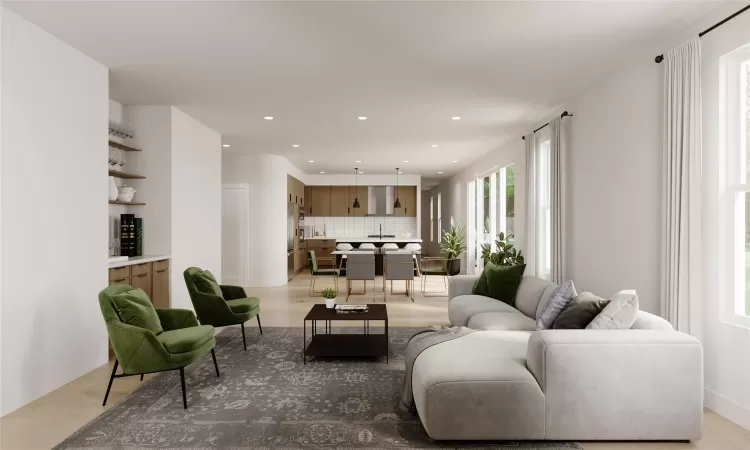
303;320;306;365
385;319;389;364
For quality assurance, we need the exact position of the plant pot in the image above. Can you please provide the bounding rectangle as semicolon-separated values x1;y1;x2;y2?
325;297;336;309
448;259;461;276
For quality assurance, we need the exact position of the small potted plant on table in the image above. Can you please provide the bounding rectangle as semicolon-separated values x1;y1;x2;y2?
321;288;338;309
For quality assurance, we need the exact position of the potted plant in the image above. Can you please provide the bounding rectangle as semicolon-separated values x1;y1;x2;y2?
480;232;524;267
321;288;337;309
440;224;466;276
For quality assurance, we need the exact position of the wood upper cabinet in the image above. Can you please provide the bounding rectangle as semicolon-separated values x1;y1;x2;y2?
287;175;293;203
287;175;305;205
349;186;368;217
394;186;417;217
329;186;350;216
304;186;312;210
309;186;331;216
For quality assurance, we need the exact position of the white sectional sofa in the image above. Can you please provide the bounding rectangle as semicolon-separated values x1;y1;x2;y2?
411;275;704;442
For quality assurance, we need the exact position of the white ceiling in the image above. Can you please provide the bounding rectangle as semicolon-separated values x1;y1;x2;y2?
7;1;727;178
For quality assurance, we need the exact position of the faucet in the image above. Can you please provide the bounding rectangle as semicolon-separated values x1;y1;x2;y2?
379;224;382;239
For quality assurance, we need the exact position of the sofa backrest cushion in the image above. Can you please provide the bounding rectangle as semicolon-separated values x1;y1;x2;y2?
587;290;639;330
535;284;559;319
631;310;674;330
515;276;557;319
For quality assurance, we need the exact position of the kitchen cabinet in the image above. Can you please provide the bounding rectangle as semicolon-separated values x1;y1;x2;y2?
394;186;417;217
130;271;152;297
152;260;170;309
329;186;350;216
287;175;305;205
309;186;331;216
107;259;170;306
305;186;312;210
307;239;336;267
349;186;368;217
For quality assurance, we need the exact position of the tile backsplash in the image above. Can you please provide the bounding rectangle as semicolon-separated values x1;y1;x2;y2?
305;216;417;238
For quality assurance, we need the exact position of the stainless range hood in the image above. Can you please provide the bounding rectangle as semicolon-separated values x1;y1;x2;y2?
367;186;395;216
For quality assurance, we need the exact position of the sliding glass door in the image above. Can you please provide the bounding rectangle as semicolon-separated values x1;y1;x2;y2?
467;165;515;274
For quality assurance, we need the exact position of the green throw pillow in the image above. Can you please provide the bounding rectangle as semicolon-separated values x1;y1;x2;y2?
111;288;163;334
472;263;526;305
194;270;224;298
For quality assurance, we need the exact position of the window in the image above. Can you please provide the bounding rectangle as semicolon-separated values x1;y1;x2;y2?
723;43;750;326
437;193;442;243
466;164;515;274
430;196;434;242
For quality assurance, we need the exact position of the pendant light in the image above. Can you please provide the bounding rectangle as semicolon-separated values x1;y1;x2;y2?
352;168;361;208
394;167;402;208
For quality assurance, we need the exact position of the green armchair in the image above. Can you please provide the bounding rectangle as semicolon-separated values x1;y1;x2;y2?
184;267;262;351
99;284;219;409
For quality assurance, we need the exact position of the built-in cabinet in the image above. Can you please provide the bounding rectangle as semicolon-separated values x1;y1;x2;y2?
306;185;415;217
108;259;171;308
288;175;307;274
288;176;305;206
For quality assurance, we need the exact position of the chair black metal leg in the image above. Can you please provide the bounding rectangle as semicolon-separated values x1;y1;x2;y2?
241;323;247;350
140;374;144;381
102;359;119;406
257;315;263;335
179;367;187;409
211;349;220;377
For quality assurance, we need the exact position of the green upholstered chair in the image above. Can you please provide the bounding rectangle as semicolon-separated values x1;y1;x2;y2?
307;250;339;296
420;256;449;293
99;284;219;409
183;267;262;351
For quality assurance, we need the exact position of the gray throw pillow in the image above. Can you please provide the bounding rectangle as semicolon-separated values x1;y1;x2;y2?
552;292;610;329
536;280;577;330
587;290;639;330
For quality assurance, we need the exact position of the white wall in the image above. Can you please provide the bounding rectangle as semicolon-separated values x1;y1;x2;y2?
170;107;222;309
701;11;750;430
222;153;291;287
1;9;109;415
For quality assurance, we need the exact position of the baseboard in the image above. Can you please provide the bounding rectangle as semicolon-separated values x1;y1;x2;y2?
704;388;750;431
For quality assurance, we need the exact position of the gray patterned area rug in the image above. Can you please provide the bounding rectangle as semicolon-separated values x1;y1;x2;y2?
56;326;580;449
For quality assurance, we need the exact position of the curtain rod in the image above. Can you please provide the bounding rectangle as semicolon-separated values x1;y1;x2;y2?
654;4;750;63
521;111;573;140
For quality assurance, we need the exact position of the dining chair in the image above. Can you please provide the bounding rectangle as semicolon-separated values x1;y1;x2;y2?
307;250;339;296
345;253;376;301
383;252;415;301
420;256;450;294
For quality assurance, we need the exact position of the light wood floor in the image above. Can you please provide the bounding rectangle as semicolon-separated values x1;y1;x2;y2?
1;273;748;450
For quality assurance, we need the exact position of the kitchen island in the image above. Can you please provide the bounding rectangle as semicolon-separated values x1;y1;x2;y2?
306;237;421;276
306;237;422;243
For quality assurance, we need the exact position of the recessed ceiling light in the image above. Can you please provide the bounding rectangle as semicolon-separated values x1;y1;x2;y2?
355;160;362;163
308;160;314;163
452;160;458;163
452;116;461;120
292;144;300;148
403;160;409;163
432;144;439;147
319;171;325;174
222;144;230;148
358;116;367;120
264;116;274;120
438;171;444;174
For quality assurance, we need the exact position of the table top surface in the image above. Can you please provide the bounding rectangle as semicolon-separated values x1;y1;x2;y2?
330;249;420;255
304;304;388;321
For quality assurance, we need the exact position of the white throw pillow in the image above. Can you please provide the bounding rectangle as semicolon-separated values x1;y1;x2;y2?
536;280;577;330
586;290;639;330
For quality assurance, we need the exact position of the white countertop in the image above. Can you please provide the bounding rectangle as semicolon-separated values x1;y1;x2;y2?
108;255;171;268
306;237;422;243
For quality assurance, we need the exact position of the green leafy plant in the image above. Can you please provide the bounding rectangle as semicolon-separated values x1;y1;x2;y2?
321;288;337;299
440;224;467;260
481;232;524;267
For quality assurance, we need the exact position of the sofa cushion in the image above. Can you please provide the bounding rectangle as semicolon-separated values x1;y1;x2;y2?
631;310;673;330
552;292;609;329
448;295;519;327
157;325;215;354
472;263;526;305
515;276;556;319
587;290;639;330
536;280;577;330
535;284;560;319
412;331;544;440
193;270;224;298
226;297;260;314
468;312;536;331
111;288;163;335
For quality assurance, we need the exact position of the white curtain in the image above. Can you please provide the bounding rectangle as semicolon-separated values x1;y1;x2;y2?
661;37;702;333
524;133;538;277
549;117;567;283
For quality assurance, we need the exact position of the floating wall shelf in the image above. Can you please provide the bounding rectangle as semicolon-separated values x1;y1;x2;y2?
109;170;146;180
109;141;142;152
109;200;146;206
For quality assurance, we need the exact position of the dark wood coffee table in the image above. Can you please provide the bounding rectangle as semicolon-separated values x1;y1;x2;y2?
303;304;388;364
